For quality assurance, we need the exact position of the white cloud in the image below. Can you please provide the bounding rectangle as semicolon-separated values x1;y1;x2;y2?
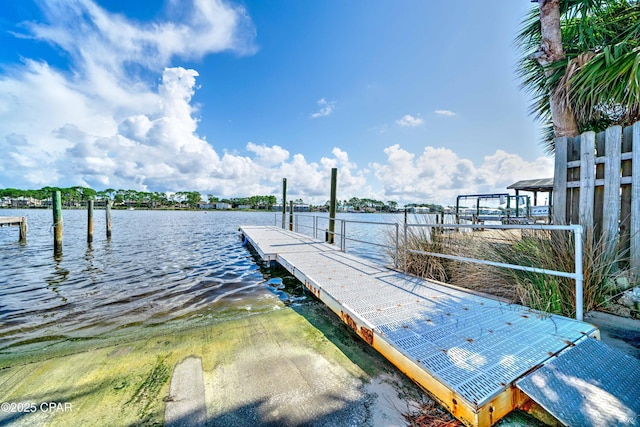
434;110;456;117
0;0;551;207
22;0;256;76
246;142;290;165
395;114;424;127
371;144;553;205
0;0;255;191
310;98;336;118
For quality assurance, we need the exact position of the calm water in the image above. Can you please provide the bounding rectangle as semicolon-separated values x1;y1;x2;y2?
0;209;405;350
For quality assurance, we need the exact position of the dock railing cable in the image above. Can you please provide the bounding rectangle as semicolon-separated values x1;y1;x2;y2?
280;214;400;268
403;222;584;321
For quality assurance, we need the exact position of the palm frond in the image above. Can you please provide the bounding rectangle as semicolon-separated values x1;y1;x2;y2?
516;0;640;152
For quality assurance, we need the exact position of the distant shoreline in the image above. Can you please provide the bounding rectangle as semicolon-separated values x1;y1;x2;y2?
0;206;412;214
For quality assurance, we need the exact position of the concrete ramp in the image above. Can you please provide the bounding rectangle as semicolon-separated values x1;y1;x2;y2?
517;338;640;427
165;357;207;427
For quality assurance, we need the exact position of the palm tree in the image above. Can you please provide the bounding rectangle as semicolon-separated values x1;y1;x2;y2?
517;0;640;153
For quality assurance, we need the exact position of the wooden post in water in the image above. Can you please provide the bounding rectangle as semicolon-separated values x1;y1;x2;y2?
328;168;337;244
52;191;63;253
282;178;287;229
87;200;94;243
19;217;27;242
106;201;112;239
289;201;294;231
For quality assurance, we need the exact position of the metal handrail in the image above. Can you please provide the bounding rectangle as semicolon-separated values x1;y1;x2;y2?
281;213;400;267
277;214;584;321
403;222;584;321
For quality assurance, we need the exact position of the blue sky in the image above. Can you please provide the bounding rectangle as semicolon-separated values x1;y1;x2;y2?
0;0;553;205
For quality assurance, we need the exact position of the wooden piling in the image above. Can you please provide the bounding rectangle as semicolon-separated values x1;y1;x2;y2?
19;217;27;242
0;217;27;241
87;200;94;243
328;168;337;244
52;191;63;252
282;178;287;229
106;201;112;239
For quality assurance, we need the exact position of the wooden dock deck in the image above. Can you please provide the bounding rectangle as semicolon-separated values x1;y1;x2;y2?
0;217;25;227
240;225;640;427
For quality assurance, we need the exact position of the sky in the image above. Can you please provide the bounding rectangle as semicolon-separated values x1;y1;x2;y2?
0;0;555;206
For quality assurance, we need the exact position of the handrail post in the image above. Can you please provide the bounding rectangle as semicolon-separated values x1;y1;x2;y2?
314;216;318;239
395;223;399;269
403;223;408;273
574;225;584;321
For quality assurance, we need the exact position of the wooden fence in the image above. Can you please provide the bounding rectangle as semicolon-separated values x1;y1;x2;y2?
553;122;640;272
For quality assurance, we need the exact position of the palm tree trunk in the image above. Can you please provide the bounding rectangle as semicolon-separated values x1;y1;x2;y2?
537;0;580;138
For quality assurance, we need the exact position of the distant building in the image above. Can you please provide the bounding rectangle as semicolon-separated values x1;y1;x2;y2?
407;206;430;214
271;204;310;212
197;202;216;209
294;204;310;212
11;197;42;208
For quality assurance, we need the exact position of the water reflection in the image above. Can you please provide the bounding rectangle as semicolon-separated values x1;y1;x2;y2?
47;254;69;288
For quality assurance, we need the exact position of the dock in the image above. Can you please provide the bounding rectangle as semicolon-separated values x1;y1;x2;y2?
0;216;27;241
240;225;640;427
0;216;24;226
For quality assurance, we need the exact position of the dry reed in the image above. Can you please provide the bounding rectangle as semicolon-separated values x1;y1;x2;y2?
388;222;630;318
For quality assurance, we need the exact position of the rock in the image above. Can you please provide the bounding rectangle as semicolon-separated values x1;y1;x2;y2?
604;302;632;318
619;287;640;309
615;275;632;291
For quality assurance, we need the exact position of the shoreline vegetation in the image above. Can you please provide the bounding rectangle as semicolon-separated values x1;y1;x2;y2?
0;186;445;213
390;217;639;320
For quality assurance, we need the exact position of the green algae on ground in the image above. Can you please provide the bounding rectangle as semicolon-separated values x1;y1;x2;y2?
293;301;393;378
0;291;281;370
127;356;171;420
0;301;392;426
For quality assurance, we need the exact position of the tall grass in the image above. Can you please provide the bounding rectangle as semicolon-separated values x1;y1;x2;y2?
485;229;627;317
390;224;451;284
389;223;631;318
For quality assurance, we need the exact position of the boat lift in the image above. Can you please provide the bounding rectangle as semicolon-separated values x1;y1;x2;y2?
455;193;531;224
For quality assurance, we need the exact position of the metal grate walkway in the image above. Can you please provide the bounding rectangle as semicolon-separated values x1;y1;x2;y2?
240;226;638;426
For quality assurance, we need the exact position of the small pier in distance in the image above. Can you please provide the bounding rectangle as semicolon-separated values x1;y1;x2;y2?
240;225;640;427
0;216;27;241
